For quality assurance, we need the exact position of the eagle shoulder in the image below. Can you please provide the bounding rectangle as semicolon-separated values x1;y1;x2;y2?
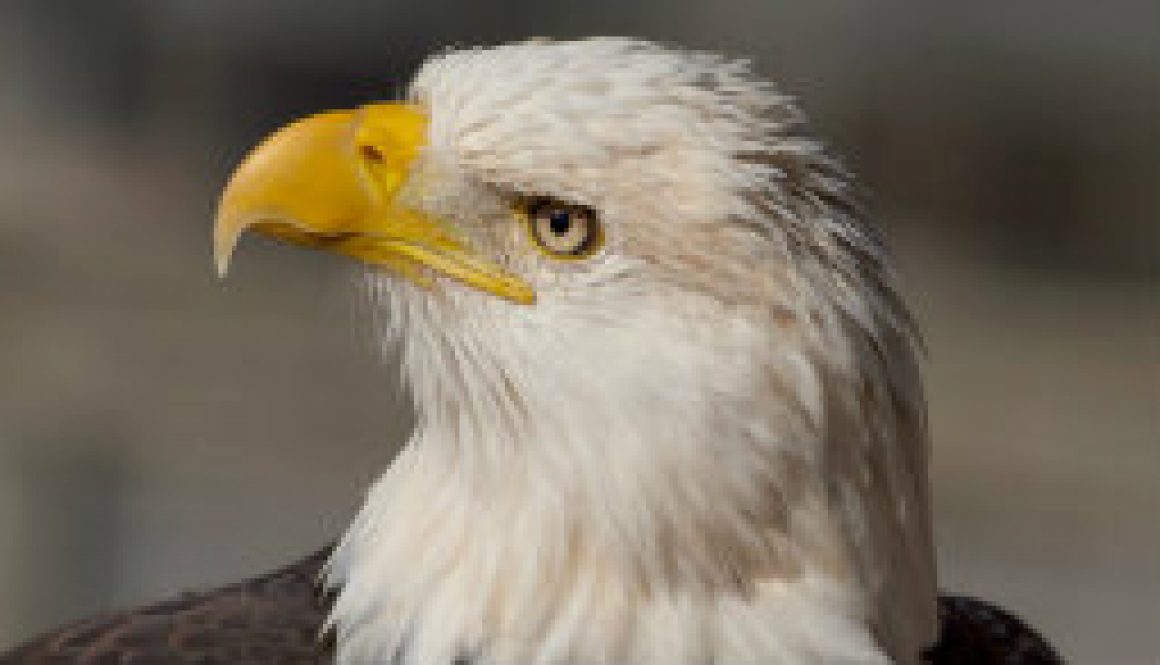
0;548;333;665
2;548;1063;665
926;595;1064;665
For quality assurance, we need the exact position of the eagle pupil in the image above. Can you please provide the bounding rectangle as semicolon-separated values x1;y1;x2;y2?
549;210;572;235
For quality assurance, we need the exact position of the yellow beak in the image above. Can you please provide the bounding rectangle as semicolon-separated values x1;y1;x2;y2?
214;103;535;305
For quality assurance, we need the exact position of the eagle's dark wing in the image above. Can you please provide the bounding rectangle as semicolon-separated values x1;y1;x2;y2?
925;595;1064;665
3;546;1061;665
0;548;333;665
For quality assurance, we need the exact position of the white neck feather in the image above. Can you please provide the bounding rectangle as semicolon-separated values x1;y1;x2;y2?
325;283;932;665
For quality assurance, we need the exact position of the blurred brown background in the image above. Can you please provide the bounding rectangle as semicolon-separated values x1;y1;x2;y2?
0;1;1156;662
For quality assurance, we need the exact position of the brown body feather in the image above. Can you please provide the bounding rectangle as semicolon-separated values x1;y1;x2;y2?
1;547;1061;665
0;550;334;665
922;595;1065;665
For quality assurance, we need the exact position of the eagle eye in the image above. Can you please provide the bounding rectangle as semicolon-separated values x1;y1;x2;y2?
523;198;603;259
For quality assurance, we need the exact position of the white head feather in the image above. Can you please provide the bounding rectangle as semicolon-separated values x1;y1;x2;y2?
325;38;936;665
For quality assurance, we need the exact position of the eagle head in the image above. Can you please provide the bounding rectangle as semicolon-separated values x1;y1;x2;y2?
216;38;936;665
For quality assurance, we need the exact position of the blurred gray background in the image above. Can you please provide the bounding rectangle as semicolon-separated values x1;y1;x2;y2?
1;1;1157;662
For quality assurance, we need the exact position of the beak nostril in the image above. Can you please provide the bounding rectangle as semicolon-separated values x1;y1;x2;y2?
360;144;386;164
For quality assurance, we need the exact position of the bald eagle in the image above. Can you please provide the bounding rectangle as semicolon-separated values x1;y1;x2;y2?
2;39;1061;665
